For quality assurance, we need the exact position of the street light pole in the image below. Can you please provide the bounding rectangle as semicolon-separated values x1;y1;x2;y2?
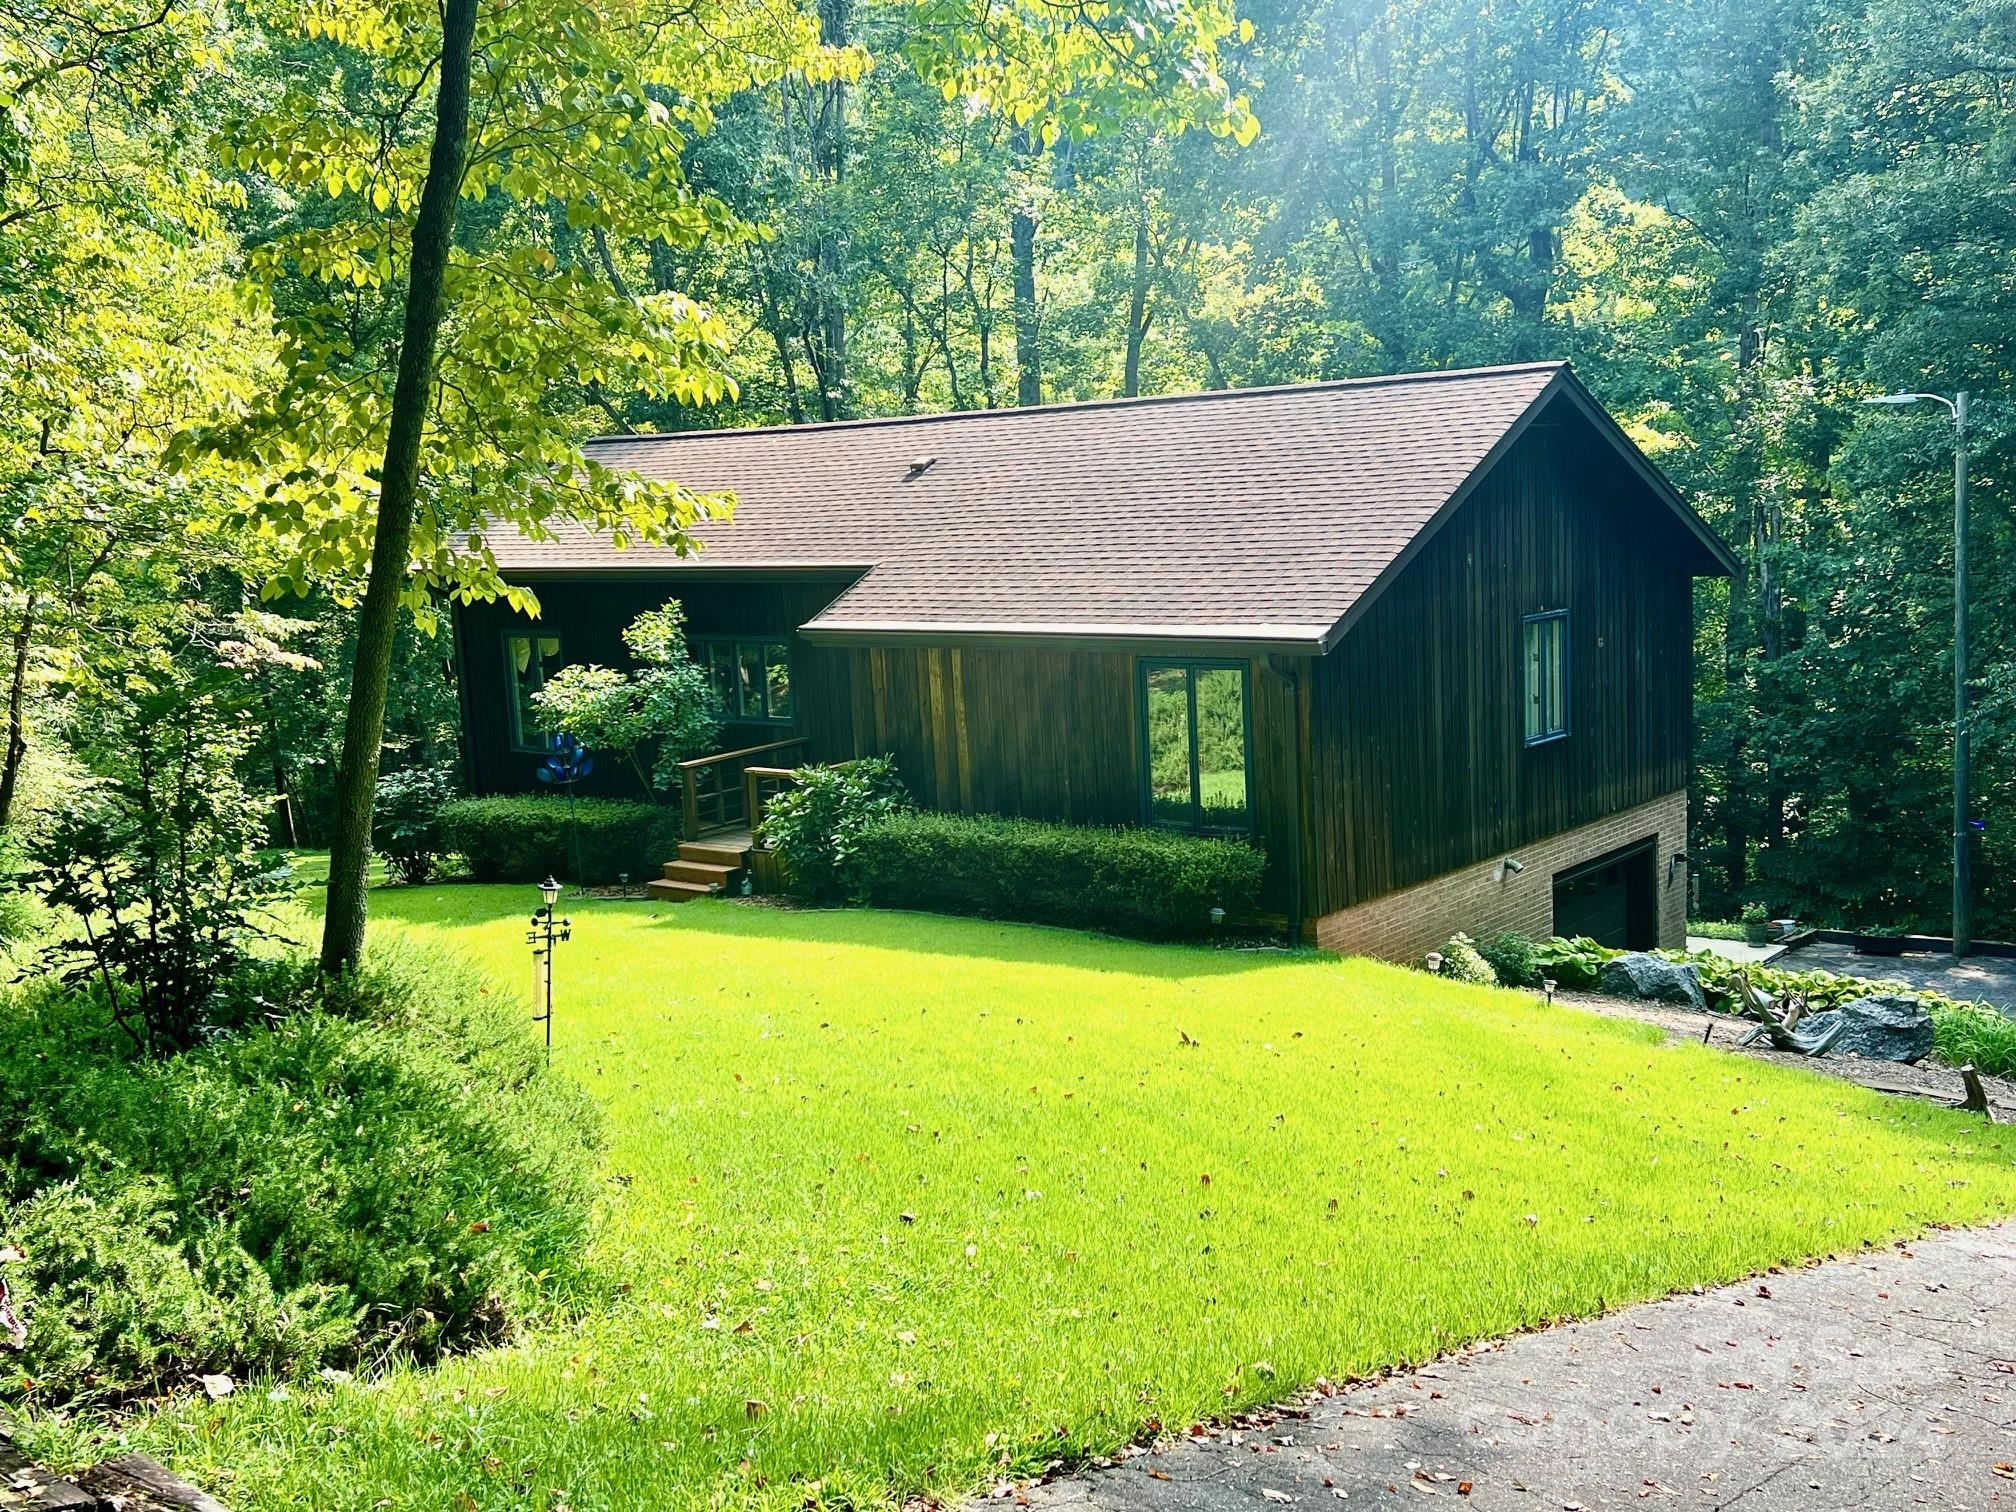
1952;391;1970;958
1862;389;1972;957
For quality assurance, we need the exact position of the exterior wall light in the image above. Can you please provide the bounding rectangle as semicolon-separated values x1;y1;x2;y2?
1495;857;1526;883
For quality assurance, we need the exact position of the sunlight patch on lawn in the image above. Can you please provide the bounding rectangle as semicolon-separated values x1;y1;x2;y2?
84;886;2016;1511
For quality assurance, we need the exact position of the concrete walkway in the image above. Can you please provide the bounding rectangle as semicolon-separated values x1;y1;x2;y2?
1020;1224;2016;1511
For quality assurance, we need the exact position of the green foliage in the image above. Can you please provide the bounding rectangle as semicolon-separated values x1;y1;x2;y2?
530;605;722;795
30;671;289;1058
757;758;913;902
1739;902;1772;945
849;810;1265;939
0;940;600;1405
1931;999;2016;1082
1688;920;1747;941
372;766;458;884
438;795;680;886
1532;935;1614;992
1433;932;1498;987
1475;930;1541;989
40;892;2016;1509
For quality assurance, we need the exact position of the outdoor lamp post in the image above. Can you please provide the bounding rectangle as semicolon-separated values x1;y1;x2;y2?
528;876;571;1058
1861;389;1972;957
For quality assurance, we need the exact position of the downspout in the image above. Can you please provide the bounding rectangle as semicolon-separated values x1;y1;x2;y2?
1267;655;1305;948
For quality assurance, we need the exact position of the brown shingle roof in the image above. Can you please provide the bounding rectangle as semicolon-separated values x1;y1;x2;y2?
485;362;1724;649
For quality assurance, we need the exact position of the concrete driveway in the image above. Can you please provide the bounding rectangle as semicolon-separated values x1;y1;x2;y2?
1018;1224;2016;1511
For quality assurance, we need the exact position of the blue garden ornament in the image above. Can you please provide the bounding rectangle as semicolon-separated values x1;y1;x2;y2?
536;734;594;787
535;734;593;890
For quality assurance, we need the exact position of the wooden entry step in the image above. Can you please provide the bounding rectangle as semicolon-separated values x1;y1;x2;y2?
646;839;752;903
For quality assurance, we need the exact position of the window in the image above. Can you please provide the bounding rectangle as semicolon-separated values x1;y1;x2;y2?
505;633;564;751
697;638;794;723
1523;610;1569;744
1141;660;1251;833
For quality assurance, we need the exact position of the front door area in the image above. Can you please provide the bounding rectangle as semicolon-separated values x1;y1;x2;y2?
1551;839;1657;950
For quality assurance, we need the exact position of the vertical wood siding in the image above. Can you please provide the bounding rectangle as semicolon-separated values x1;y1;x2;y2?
1306;427;1696;913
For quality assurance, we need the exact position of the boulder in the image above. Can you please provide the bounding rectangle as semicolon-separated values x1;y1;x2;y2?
1802;994;1935;1064
1597;952;1706;1012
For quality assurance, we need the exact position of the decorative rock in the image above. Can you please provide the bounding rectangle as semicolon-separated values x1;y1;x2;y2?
1597;952;1707;1012
1801;994;1935;1064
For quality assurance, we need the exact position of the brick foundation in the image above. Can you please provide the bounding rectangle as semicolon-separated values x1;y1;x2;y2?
1313;790;1689;962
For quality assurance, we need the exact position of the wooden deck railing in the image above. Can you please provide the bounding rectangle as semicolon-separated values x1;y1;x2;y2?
677;737;807;839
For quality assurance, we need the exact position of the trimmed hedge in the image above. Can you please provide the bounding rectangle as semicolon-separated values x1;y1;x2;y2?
851;811;1265;940
440;795;681;885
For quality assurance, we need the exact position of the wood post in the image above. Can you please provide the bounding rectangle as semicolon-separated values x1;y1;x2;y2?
1959;1065;1995;1121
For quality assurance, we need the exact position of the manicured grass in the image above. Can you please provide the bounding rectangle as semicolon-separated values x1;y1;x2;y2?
46;884;2016;1511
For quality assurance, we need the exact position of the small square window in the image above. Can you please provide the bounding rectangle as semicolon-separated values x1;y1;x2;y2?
1523;610;1568;744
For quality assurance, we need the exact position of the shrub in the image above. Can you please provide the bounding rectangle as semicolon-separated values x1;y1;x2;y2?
758;757;912;901
849;811;1266;940
1433;932;1498;986
373;765;457;884
30;680;289;1057
1688;919;1746;941
440;795;681;885
0;939;600;1405
531;604;721;795
1533;934;1615;991
1931;999;2016;1080
1475;930;1541;988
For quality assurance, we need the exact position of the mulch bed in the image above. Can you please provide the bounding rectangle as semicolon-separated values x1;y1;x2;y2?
1561;989;2016;1120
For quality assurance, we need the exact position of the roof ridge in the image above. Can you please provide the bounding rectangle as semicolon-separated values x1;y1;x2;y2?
580;361;1570;448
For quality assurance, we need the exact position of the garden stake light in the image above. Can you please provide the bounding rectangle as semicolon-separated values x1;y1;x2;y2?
528;875;570;1060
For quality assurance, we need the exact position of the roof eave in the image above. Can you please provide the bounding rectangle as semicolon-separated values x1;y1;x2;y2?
798;619;1329;657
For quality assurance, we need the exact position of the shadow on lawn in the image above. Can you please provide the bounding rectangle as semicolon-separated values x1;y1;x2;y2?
640;897;1319;982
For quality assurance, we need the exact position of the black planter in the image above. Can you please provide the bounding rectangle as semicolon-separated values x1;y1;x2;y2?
1854;932;1907;958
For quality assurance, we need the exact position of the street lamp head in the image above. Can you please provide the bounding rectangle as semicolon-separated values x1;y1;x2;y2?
1862;393;1921;406
539;875;561;907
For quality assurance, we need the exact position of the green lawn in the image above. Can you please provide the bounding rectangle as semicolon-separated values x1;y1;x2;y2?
61;881;2016;1511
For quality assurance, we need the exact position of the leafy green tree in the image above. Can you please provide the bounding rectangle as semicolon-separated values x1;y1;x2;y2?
532;607;722;796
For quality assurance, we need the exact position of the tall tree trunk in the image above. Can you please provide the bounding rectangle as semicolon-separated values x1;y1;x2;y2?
0;593;34;833
1010;126;1040;406
321;0;479;975
810;0;850;419
1121;196;1152;398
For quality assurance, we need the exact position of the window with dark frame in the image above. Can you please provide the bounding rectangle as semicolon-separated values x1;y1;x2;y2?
1140;659;1252;834
1522;609;1569;744
504;632;564;751
696;637;794;724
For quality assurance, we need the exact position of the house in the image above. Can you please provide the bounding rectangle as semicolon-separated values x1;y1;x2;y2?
453;361;1736;959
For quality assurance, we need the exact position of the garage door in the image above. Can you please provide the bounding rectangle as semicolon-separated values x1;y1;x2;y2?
1551;840;1657;950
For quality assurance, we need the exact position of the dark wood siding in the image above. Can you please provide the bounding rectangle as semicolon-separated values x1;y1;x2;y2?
1305;423;1696;914
455;576;856;797
795;645;1307;916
